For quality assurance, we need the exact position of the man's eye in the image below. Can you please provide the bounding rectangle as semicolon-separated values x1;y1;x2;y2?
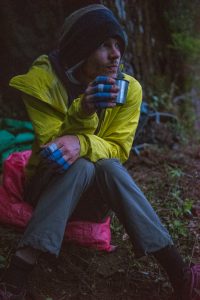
99;41;120;49
101;43;108;48
115;42;120;49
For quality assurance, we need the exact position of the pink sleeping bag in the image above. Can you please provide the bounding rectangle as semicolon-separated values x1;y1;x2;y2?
0;151;114;252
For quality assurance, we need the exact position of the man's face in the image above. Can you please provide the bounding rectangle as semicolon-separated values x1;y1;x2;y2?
81;37;121;83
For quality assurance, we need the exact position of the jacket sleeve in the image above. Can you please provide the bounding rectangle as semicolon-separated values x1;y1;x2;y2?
9;55;99;146
58;96;99;136
77;78;142;163
22;94;64;146
22;94;99;146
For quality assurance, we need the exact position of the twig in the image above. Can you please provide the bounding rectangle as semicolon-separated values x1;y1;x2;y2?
189;234;199;267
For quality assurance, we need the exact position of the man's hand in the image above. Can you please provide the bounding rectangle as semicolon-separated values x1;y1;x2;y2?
40;135;80;173
81;76;119;116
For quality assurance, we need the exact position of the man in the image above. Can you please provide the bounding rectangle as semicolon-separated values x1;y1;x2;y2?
0;4;199;300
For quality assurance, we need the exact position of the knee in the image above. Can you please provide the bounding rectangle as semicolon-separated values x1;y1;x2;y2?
95;158;123;177
73;158;95;176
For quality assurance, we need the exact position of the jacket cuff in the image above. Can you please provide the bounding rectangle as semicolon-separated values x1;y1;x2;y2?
77;134;88;157
69;96;96;120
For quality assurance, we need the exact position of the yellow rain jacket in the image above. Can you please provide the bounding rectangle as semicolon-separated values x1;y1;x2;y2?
9;55;142;178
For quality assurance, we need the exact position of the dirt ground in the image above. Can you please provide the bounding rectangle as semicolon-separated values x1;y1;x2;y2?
0;139;200;300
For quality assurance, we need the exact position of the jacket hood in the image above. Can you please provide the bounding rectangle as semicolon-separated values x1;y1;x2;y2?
58;4;127;70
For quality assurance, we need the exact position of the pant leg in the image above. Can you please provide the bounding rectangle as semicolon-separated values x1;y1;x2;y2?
69;181;111;223
18;158;95;256
95;159;173;257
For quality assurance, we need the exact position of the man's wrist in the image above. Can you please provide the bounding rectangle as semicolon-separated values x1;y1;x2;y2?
80;96;97;117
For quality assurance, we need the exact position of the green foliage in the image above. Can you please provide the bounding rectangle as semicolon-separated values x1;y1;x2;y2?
178;100;197;136
166;0;200;63
163;196;192;239
150;162;194;240
145;164;193;241
171;33;200;62
152;1;200;135
161;165;194;239
149;83;172;111
168;121;188;145
169;219;188;238
110;214;123;236
168;167;183;179
167;1;196;33
182;199;193;215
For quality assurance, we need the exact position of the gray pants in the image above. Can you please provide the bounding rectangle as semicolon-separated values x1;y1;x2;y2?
19;158;173;257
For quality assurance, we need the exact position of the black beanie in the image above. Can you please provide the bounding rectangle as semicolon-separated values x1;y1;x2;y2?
59;4;127;70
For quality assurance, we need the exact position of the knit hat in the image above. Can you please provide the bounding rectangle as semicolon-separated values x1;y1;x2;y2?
59;4;127;70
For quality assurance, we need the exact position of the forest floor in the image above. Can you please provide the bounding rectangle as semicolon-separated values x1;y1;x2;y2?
0;125;200;300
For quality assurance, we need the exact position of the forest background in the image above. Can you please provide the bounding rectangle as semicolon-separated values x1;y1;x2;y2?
0;1;200;299
0;0;200;133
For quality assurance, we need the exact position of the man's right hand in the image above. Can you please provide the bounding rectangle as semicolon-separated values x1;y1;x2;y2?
81;76;119;116
40;135;80;173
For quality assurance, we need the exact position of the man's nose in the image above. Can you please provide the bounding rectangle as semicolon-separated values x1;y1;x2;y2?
110;46;121;59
